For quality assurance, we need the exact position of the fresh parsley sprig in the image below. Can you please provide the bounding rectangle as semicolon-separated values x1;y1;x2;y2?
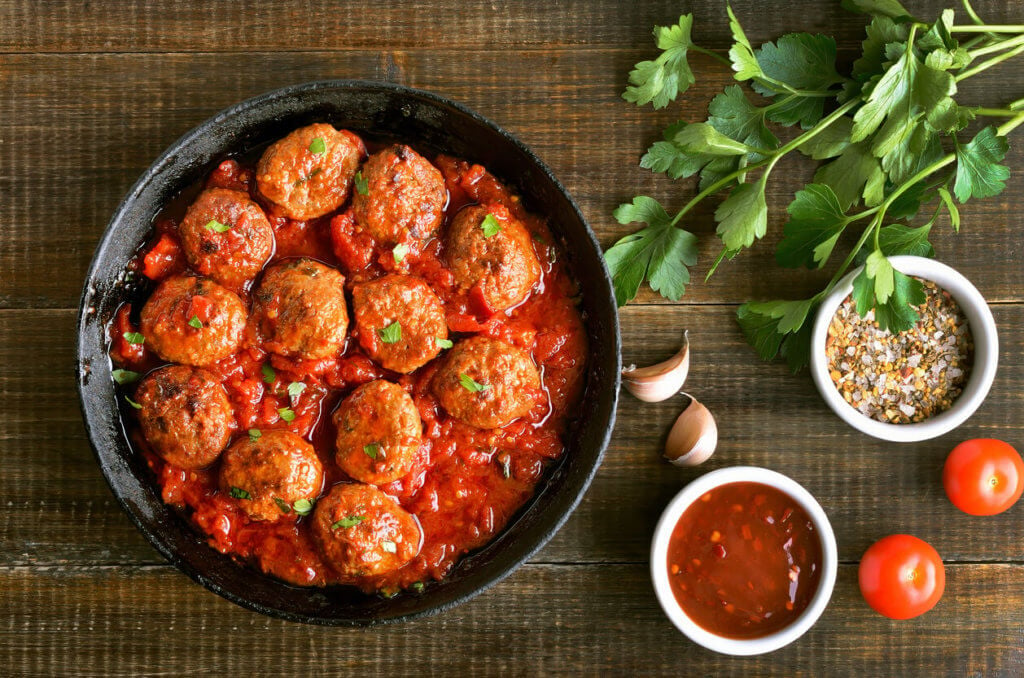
610;0;1024;370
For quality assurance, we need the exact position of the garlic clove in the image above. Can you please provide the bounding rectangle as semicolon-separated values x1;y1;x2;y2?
664;394;717;467
622;331;689;403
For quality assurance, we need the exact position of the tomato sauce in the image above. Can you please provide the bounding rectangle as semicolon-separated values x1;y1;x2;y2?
110;145;587;595
666;482;822;639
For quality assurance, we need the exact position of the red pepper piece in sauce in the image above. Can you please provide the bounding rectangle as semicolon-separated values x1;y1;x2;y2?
141;232;185;281
109;304;147;368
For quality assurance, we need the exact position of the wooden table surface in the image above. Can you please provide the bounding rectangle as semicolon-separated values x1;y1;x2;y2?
3;0;1024;674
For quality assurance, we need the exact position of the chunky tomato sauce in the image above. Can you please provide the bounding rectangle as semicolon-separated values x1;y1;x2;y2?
110;145;587;594
666;482;822;639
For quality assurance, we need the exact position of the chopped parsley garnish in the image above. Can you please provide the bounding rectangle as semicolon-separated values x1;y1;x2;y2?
204;219;231;233
331;515;366;530
274;497;292;514
411;581;425;592
480;213;502;238
459;373;490;393
354;170;369;196
377;321;402;344
292;498;314;516
381;539;397;554
287;381;306;399
188;315;203;329
309;137;326;154
261;363;276;384
122;331;145;345
277;407;296;423
292;167;322;187
124;396;143;410
111;369;140;385
230;487;251;500
392;243;409;263
248;428;262;441
363;443;380;460
435;337;453;349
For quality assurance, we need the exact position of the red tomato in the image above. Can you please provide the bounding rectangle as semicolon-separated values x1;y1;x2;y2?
858;535;945;620
943;439;1024;516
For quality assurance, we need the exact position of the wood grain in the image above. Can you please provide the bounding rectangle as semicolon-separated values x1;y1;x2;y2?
1;562;1021;676
5;305;1024;567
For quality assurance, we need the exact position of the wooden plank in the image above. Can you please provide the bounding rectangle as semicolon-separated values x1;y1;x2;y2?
0;562;1021;675
5;305;1024;566
2;49;1024;309
5;0;1017;53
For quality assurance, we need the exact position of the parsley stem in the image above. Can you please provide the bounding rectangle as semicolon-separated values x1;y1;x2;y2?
996;111;1024;137
958;41;1024;81
689;45;731;67
974;107;1024;118
668;99;859;228
960;0;986;26
964;33;1024;60
951;25;1024;34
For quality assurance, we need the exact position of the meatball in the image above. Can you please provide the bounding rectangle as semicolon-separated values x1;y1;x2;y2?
432;336;541;429
352;145;446;246
446;203;541;312
178;187;274;289
352;274;447;373
219;430;324;522
256;123;364;221
140;275;247;366
249;258;349;360
334;380;422;485
135;365;234;469
311;483;421;577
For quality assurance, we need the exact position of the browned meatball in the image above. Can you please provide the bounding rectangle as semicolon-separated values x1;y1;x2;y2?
334;380;422;485
311;483;421;577
352;274;447;373
135;365;234;469
446;203;541;312
257;123;364;221
219;430;324;522
249;258;349;360
352;145;446;246
432;336;541;429
179;187;275;289
140;276;247;367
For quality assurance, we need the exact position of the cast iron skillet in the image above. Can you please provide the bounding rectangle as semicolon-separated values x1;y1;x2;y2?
76;80;620;625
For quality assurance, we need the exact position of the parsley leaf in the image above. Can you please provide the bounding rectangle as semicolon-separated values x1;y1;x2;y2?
274;497;292;514
605;197;698;305
377;321;402;344
481;213;503;237
851;253;926;332
122;331;145;345
261;363;276;384
841;0;912;19
954;126;1010;202
188;315;202;329
287;381;305;399
752;33;844;128
670;122;760;156
204;219;231;233
727;6;762;82
354;170;369;195
937;186;960;232
776;184;850;269
459;373;490;393
392;243;409;263
714;179;768;252
277;407;296;423
707;86;779;160
292;498;314;516
124;396;143;410
877;223;935;258
309;137;326;154
797;116;853;160
111;369;140;385
813;142;885;210
230;487;251;500
736;299;815;361
435;337;453;349
623;15;697;109
364;443;380;460
331;515;366;530
248;428;262;442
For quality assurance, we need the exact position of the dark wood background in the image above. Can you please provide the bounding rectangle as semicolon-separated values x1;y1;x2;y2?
2;1;1023;674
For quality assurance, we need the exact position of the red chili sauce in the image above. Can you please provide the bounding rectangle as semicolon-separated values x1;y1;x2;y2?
666;482;822;639
108;133;587;595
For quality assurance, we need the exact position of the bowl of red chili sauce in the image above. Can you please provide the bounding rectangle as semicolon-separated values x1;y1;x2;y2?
77;81;620;624
650;467;837;655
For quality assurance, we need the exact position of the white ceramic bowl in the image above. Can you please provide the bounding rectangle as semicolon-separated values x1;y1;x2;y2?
810;255;998;442
650;466;838;656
